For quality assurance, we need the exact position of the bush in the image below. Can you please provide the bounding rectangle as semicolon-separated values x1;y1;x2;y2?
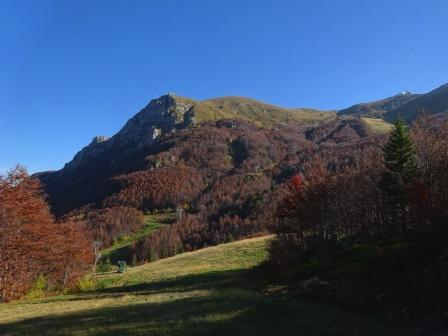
25;274;47;299
77;276;96;292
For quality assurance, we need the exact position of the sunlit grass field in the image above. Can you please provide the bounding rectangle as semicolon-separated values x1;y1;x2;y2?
0;236;386;336
362;117;393;134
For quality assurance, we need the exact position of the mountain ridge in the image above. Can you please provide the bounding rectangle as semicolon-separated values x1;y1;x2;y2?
384;83;448;122
338;91;421;118
339;82;448;122
61;93;336;171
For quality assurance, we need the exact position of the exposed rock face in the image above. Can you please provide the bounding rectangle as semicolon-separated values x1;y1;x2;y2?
65;94;195;170
114;93;194;148
66;136;110;170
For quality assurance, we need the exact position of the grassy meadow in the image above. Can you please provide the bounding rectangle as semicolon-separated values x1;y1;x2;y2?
362;117;393;134
0;236;390;336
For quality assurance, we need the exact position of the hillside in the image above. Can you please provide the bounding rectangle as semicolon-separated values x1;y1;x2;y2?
0;236;386;336
37;117;383;262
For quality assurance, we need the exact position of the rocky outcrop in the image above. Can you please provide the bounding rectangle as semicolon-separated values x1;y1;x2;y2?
66;135;110;170
64;94;195;169
114;93;194;148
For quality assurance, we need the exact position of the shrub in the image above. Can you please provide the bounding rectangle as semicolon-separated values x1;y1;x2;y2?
77;276;96;292
25;275;47;299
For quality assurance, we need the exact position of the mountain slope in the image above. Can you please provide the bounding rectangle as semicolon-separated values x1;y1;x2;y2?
35;93;386;266
38;116;379;216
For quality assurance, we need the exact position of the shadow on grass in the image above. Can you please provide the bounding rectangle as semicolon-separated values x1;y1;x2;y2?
100;268;258;293
0;269;389;336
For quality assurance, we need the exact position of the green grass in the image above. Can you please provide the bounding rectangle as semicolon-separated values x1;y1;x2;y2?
100;212;176;264
0;236;388;336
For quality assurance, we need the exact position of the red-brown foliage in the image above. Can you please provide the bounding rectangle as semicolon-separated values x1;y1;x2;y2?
270;115;448;269
39;118;385;264
80;206;145;246
105;166;205;211
0;166;92;302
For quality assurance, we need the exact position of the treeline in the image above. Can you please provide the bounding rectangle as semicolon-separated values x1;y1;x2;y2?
0;167;92;302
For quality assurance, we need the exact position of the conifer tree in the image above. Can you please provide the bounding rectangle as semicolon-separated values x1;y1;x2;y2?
383;119;417;184
380;119;417;231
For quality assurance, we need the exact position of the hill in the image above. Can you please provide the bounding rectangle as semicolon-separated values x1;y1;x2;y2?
0;236;386;336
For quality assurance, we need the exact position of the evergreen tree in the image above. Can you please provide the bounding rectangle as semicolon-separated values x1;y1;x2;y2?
380;119;417;231
383;119;417;184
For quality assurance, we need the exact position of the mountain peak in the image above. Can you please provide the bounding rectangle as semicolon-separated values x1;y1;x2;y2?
396;90;412;96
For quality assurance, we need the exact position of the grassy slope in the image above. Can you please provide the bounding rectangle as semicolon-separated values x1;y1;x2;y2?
177;96;336;127
100;212;176;264
0;236;386;336
361;117;393;134
181;95;390;134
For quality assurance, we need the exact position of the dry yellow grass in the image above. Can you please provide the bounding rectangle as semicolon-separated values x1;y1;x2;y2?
362;117;393;134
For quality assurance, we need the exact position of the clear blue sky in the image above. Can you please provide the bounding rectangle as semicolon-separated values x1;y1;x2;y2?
1;0;447;173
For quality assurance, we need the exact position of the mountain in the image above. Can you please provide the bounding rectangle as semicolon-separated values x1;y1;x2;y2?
338;91;420;118
384;83;448;122
49;94;336;172
37;93;380;222
339;83;448;123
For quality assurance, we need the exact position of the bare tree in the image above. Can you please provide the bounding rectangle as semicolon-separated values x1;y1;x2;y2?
93;240;102;272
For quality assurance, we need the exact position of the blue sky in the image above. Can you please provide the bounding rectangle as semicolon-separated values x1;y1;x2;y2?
1;0;447;173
